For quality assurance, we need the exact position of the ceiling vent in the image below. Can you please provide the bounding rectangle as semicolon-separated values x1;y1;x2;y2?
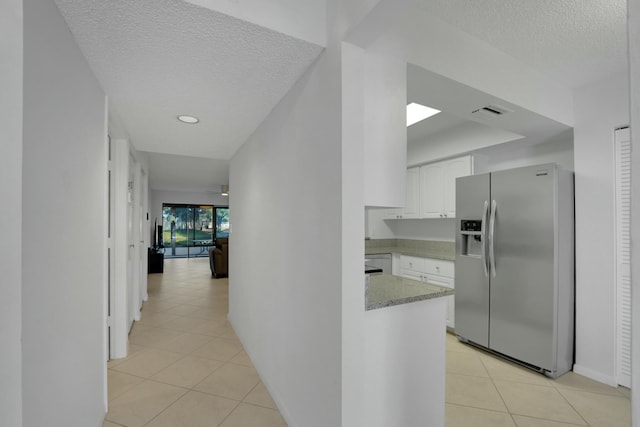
471;104;513;119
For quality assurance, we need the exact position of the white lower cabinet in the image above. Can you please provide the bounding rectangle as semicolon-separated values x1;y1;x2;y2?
398;255;455;329
425;275;454;330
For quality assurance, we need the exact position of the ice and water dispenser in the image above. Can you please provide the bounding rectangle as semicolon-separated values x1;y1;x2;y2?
459;219;483;258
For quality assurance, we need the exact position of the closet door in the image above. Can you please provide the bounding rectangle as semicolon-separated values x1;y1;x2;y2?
615;127;632;388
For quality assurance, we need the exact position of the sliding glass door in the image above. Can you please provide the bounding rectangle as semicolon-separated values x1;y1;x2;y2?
214;207;230;239
162;204;217;258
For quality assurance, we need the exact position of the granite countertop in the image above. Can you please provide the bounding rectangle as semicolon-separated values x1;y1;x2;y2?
365;273;454;311
364;238;455;261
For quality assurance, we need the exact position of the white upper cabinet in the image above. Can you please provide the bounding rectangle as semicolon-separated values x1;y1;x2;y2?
419;162;445;218
382;207;401;219
401;167;420;218
383;155;475;220
420;156;471;219
383;167;420;219
443;156;472;218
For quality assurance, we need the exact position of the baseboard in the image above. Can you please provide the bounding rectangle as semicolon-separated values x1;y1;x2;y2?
573;364;618;387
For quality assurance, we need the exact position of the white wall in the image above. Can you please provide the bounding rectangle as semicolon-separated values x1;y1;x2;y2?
341;41;367;427
229;41;343;426
573;72;629;385
22;0;107;425
407;122;523;167
480;131;574;172
627;0;639;421
391;219;457;242
0;0;23;425
363;49;407;207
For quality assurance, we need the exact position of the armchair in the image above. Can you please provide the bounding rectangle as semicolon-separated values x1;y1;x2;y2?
209;238;228;278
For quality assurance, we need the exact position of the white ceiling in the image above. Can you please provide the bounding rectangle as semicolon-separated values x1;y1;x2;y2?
417;0;628;89
54;0;323;163
53;0;628;191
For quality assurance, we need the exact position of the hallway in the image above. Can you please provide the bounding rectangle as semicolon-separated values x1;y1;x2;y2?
104;257;631;427
104;258;286;427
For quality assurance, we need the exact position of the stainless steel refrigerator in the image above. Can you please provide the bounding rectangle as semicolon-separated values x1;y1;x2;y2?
455;163;574;378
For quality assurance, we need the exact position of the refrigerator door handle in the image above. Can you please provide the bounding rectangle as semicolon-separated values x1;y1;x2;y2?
481;200;489;277
489;199;497;277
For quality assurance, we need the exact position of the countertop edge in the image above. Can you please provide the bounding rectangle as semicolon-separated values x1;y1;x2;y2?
365;274;454;311
364;247;455;262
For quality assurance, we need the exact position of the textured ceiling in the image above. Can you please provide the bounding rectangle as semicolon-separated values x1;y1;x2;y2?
53;0;628;191
54;0;323;161
417;0;628;89
145;152;229;192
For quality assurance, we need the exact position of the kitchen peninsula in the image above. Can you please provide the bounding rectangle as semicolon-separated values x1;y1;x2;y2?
366;273;453;310
362;240;454;426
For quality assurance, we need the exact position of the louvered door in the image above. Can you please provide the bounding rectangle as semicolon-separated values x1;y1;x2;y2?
615;127;632;388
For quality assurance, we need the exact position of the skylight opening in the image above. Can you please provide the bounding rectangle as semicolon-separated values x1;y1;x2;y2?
406;103;440;127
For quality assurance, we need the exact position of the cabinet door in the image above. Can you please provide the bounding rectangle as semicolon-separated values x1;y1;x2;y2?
399;255;425;272
423;258;455;278
427;275;455;329
382;208;400;219
400;270;423;282
401;167;420;218
419;163;444;218
443;156;471;218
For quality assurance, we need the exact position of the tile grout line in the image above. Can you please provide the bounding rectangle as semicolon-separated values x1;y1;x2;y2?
476;350;513;419
108;261;278;426
477;351;592;427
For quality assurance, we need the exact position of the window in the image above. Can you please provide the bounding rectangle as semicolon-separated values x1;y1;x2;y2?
162;204;224;258
215;207;230;239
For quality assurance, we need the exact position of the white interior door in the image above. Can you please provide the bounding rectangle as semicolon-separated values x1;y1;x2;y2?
109;138;130;359
615;127;632;388
139;167;148;303
127;156;136;330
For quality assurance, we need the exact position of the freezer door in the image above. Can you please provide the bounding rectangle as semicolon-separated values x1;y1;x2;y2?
455;173;490;347
489;164;557;371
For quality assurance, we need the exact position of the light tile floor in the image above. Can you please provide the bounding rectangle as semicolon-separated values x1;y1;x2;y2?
104;257;631;427
103;257;287;427
445;333;631;427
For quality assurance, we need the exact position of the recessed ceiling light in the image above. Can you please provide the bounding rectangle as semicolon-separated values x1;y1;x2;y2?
177;115;199;124
406;103;440;127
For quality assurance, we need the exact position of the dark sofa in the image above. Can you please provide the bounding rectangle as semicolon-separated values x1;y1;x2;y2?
208;237;228;278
